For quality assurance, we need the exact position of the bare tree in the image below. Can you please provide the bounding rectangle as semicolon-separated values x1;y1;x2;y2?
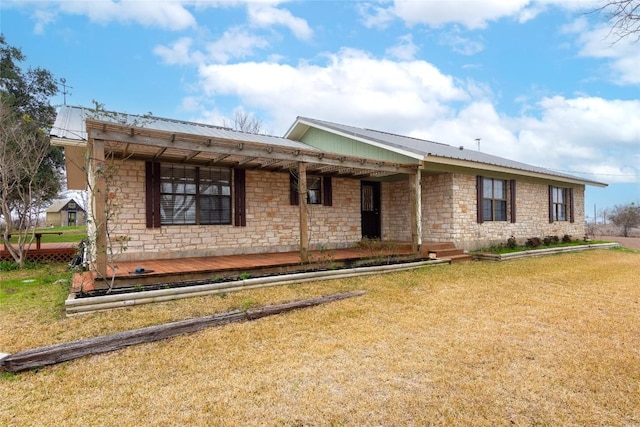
593;0;640;43
224;110;264;134
608;202;640;236
0;101;53;266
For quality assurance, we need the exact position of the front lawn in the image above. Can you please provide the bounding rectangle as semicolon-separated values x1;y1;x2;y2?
0;265;72;318
5;226;86;244
1;249;639;425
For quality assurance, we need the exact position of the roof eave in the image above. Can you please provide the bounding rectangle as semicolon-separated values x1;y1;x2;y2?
423;155;608;187
283;117;309;141
51;136;86;147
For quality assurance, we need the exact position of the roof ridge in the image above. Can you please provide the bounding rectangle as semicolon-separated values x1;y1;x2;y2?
299;116;449;148
362;127;449;148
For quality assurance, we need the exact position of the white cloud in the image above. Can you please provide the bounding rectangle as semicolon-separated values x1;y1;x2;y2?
56;0;197;30
358;2;397;29
154;37;202;65
195;48;468;133
191;47;638;185
385;34;418;60
247;3;313;40
32;9;56;34
205;27;270;63
438;27;484;56
406;95;639;185
564;20;640;85
368;0;533;30
155;28;270;65
506;96;640;183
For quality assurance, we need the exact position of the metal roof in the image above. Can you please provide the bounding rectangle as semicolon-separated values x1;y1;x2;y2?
50;106;417;178
51;105;319;152
288;116;607;187
45;198;85;213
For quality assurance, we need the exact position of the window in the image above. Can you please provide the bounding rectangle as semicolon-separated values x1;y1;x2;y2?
482;178;507;221
549;186;574;223
550;187;567;221
307;175;322;205
159;164;231;225
477;177;516;224
290;174;332;206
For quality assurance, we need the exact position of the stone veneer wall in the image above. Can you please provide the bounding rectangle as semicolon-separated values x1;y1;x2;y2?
422;172;586;250
421;173;455;243
381;179;412;241
100;160;586;259
105;160;361;262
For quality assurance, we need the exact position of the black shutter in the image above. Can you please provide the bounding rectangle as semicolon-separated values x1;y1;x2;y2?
510;180;517;223
145;161;161;228
323;176;332;207
548;185;554;223
234;169;246;226
476;176;484;224
569;188;575;223
290;173;299;206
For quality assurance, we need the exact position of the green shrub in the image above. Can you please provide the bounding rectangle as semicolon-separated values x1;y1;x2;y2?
507;236;517;249
526;237;542;248
0;260;41;271
0;261;19;271
562;234;572;243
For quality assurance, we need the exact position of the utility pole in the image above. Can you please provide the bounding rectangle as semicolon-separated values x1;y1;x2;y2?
475;138;481;151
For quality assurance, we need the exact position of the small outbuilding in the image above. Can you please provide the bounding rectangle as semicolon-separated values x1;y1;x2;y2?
45;198;86;227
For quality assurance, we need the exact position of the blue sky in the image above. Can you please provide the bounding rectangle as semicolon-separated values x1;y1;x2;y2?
1;0;639;218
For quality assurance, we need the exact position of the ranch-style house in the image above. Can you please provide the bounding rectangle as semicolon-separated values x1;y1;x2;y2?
50;106;606;277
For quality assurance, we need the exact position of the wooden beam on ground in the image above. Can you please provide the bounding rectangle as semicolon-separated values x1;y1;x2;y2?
0;290;366;373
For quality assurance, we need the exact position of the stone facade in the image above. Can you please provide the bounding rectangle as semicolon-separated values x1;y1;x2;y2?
99;159;586;261
103;160;362;262
381;179;412;242
421;172;586;250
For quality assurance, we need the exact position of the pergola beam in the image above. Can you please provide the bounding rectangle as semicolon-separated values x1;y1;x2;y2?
88;128;418;175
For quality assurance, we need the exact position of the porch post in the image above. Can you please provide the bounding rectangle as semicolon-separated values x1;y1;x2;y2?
409;169;422;253
298;162;309;263
89;138;108;277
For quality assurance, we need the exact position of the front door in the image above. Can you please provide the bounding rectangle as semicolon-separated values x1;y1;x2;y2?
67;211;77;226
361;181;381;239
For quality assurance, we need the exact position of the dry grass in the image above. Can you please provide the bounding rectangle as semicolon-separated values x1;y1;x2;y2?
2;249;639;426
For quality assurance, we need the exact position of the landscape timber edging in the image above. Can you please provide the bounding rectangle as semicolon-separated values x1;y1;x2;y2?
65;259;449;316
472;242;620;261
3;290;367;373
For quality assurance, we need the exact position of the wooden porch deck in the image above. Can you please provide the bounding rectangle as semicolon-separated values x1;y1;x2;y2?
73;243;420;293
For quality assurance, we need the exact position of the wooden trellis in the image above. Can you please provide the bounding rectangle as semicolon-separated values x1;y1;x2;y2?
0;248;76;264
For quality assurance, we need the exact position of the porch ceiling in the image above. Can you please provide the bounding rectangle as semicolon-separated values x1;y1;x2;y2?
86;119;419;178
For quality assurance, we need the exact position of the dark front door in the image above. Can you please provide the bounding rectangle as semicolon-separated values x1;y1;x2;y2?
361;181;381;239
67;211;77;226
